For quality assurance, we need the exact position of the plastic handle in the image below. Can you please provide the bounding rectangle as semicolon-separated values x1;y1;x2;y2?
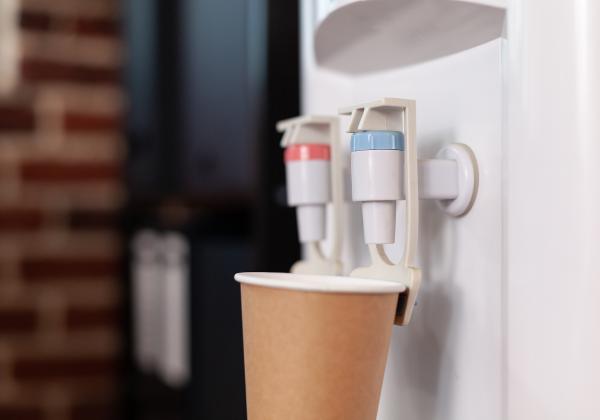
340;98;421;325
402;101;419;269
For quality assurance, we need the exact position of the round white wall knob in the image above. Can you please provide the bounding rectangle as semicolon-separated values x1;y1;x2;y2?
436;143;478;217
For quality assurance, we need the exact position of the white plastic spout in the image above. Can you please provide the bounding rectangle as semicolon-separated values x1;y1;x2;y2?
296;204;326;243
362;201;396;244
285;160;331;206
277;115;343;275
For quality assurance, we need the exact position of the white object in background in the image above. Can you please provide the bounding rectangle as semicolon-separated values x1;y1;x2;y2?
158;232;190;388
0;0;18;95
277;115;343;275
340;98;421;325
131;230;163;373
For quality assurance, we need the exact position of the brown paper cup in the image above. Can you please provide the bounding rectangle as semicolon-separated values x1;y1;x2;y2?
234;272;404;420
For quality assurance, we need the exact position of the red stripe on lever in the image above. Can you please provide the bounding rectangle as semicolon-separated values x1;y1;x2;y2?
284;144;331;162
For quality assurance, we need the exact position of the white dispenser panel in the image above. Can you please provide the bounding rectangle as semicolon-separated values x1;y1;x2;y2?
302;2;503;419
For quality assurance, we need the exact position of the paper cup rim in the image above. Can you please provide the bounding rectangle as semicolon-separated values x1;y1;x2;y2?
234;272;406;294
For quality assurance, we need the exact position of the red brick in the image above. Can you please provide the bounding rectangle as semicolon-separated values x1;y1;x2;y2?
70;399;117;420
0;208;43;231
63;112;121;132
21;257;119;281
0;105;35;131
8;2;124;415
66;306;119;330
21;58;120;85
74;17;120;37
13;356;117;381
20;161;121;182
0;406;43;420
19;11;52;32
0;308;37;333
19;11;119;38
68;209;119;230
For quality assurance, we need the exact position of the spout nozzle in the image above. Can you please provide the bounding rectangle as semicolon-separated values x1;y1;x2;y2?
362;201;396;244
296;205;326;243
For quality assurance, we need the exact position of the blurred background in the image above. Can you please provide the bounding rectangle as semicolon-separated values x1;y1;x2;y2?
0;0;300;419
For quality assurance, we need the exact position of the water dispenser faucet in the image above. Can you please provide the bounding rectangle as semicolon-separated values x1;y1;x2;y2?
276;115;343;275
340;98;479;325
340;98;421;325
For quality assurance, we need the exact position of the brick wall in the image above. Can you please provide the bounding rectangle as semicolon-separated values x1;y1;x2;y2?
0;1;124;419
